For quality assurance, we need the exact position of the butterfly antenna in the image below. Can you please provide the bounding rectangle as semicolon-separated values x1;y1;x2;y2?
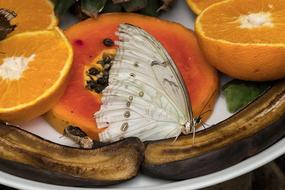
200;109;212;117
195;89;217;129
201;123;206;129
198;89;218;117
201;121;211;130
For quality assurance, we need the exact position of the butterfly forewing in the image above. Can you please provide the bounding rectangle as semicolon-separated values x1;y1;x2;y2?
95;24;191;142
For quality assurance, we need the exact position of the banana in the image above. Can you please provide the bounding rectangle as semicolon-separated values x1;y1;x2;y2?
143;79;285;180
0;123;144;186
1;80;284;184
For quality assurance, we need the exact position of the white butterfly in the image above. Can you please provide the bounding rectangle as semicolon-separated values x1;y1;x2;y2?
94;23;201;142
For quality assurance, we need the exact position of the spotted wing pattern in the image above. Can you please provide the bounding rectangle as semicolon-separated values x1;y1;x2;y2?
94;24;191;142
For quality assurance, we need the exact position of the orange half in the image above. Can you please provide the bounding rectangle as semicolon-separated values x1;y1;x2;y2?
0;28;73;122
195;0;285;81
0;0;57;35
186;0;224;14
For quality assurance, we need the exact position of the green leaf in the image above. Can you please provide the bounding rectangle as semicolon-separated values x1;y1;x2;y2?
103;0;123;12
222;80;272;113
81;0;107;18
139;0;161;16
54;0;76;17
122;0;147;12
0;8;16;40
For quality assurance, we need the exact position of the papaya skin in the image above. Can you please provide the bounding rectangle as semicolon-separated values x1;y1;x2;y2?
45;13;219;140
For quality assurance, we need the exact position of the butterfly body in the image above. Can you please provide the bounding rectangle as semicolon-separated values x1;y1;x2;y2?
95;23;200;142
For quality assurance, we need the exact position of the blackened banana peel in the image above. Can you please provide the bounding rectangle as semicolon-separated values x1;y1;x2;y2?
143;79;285;180
0;123;144;186
0;79;285;186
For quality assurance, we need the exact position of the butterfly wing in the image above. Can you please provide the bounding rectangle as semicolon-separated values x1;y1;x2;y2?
95;24;192;142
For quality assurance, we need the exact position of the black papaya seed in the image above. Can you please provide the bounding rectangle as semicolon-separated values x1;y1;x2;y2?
88;67;100;76
86;80;96;90
103;55;112;64
94;85;105;93
103;38;114;47
97;77;108;85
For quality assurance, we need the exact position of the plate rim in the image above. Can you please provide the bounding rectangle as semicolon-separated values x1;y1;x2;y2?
1;137;285;190
1;1;284;189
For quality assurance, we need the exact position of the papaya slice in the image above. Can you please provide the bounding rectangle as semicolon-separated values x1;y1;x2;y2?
45;13;219;140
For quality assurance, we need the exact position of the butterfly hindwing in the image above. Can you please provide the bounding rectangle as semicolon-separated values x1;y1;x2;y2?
95;24;191;142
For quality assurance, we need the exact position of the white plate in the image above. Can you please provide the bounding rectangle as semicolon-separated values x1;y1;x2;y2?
1;1;285;190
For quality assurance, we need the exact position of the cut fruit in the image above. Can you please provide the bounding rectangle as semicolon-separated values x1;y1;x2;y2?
186;0;224;15
143;79;285;180
0;0;57;35
45;13;219;140
0;123;144;186
195;0;285;81
0;28;73;122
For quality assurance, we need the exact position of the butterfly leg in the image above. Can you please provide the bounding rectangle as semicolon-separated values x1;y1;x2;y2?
192;126;196;144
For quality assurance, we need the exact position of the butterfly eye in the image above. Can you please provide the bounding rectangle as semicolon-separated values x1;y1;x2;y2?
130;73;136;77
196;117;201;124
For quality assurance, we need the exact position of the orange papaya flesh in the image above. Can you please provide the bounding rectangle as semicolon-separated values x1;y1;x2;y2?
45;13;219;140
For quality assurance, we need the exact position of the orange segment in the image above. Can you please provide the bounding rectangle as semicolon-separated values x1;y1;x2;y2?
198;0;285;43
195;0;285;81
186;0;224;14
0;0;57;35
0;28;73;122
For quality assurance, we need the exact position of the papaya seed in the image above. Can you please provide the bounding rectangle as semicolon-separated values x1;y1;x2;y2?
103;55;112;64
86;80;97;90
103;38;114;47
94;85;106;93
88;67;100;75
97;77;108;85
97;60;104;65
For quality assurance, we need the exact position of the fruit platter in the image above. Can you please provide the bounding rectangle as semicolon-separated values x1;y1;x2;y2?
0;0;284;189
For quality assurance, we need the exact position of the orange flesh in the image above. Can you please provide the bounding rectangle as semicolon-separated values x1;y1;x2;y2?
199;0;285;44
51;13;218;139
0;31;70;108
0;0;56;35
187;0;223;14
